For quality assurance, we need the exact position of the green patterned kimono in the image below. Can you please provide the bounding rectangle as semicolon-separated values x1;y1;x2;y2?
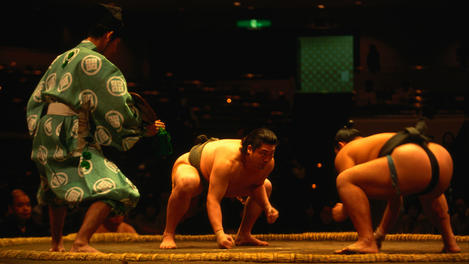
26;40;143;214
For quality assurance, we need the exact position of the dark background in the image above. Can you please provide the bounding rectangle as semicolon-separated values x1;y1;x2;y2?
1;0;468;235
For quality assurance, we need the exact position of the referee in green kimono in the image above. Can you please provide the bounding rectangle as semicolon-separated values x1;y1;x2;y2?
26;3;165;252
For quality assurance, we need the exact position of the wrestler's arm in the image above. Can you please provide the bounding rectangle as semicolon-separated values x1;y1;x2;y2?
248;165;278;224
206;159;235;248
332;150;357;222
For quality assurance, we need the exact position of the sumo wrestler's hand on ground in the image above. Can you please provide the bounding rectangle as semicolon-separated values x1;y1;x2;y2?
332;202;348;222
266;206;279;224
216;230;235;249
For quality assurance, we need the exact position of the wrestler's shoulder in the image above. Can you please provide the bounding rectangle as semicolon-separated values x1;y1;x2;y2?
208;140;242;158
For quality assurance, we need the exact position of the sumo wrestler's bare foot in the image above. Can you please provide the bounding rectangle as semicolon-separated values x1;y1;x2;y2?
235;233;269;246
334;240;379;254
70;241;101;253
160;233;177;249
442;243;461;253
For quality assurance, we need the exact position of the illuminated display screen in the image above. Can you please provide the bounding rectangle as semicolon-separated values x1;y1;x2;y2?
298;35;354;93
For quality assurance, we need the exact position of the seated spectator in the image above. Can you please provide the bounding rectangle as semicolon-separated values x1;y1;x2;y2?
451;198;469;235
130;193;168;235
391;81;415;107
0;189;47;237
394;199;434;234
354;80;377;107
95;215;137;234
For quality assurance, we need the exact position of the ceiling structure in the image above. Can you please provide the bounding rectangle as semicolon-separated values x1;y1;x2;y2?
4;0;463;33
2;0;464;46
1;0;465;80
106;0;463;31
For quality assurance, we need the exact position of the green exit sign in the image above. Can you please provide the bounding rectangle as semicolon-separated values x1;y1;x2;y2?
237;19;271;29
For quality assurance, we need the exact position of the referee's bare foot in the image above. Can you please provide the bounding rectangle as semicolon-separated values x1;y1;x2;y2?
49;246;65;252
50;239;65;252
